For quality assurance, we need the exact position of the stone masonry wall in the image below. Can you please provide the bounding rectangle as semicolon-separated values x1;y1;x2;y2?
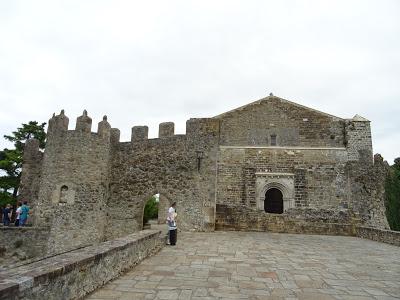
104;118;220;239
18;139;43;224
356;226;400;246
215;204;398;246
34;111;112;255
214;96;345;147
345;119;373;162
16;95;386;252
0;230;164;300
217;147;349;210
0;227;50;270
215;204;357;235
346;154;390;229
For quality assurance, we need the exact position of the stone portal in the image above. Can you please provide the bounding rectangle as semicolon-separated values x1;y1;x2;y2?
256;172;295;212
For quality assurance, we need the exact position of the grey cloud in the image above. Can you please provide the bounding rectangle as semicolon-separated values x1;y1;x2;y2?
0;0;399;163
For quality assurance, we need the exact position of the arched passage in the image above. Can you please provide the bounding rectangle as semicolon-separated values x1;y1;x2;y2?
264;188;283;214
142;194;159;228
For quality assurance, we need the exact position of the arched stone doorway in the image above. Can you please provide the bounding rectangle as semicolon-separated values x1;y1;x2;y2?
264;188;283;214
256;173;295;212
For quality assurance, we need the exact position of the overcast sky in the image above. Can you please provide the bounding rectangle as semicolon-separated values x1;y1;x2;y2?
0;0;399;163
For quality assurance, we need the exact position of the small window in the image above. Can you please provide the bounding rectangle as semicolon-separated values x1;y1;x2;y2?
270;134;277;146
60;185;69;203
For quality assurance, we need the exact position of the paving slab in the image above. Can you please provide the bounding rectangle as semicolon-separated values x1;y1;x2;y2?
86;231;400;299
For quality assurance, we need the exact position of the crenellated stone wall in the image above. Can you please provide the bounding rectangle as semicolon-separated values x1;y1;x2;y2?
105;118;220;239
13;95;390;261
34;111;112;254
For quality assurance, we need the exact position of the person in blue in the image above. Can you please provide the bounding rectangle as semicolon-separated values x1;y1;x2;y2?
19;200;30;226
2;204;12;226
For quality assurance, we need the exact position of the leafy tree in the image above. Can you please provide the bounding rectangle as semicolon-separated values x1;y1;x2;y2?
385;158;400;231
143;195;158;225
4;121;46;151
0;121;46;207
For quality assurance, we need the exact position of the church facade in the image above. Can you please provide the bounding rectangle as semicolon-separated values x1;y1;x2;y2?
20;95;388;254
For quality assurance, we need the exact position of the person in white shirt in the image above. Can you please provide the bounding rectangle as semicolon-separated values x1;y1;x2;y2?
15;202;22;227
167;202;177;245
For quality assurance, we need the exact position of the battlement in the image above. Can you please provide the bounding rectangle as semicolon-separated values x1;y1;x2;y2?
159;122;174;138
47;110;113;143
76;109;92;132
131;126;148;142
47;111;221;145
129;118;220;144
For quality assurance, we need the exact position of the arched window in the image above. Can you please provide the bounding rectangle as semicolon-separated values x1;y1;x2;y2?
264;188;283;214
60;185;69;203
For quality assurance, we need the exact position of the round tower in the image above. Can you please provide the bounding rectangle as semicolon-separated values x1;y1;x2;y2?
35;110;112;254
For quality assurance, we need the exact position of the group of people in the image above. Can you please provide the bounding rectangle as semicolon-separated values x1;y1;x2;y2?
1;201;30;227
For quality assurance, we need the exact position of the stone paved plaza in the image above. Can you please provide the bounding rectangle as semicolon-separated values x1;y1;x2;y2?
86;231;400;300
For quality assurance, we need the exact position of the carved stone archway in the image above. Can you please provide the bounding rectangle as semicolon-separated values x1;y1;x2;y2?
256;173;295;212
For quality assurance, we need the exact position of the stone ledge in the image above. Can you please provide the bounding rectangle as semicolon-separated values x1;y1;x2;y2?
0;226;48;231
216;221;355;236
356;226;400;247
0;229;165;300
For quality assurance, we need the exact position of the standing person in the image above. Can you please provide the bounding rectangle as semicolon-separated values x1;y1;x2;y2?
19;201;30;226
2;204;12;226
15;202;22;227
167;202;177;246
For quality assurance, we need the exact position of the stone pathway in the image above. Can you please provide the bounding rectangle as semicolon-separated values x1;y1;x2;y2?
86;231;400;300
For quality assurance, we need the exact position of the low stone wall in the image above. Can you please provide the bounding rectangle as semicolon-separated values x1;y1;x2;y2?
356;226;400;246
215;205;400;246
215;204;357;236
0;227;50;270
0;230;164;300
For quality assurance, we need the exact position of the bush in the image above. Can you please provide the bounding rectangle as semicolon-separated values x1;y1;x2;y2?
143;196;158;225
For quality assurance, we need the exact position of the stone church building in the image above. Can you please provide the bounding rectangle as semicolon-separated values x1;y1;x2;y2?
20;95;388;254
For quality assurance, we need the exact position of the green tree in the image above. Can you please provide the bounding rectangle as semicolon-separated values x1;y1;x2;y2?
143;195;158;225
0;121;46;207
385;158;400;231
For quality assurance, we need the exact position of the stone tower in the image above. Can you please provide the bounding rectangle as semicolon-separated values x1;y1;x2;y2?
34;110;112;254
